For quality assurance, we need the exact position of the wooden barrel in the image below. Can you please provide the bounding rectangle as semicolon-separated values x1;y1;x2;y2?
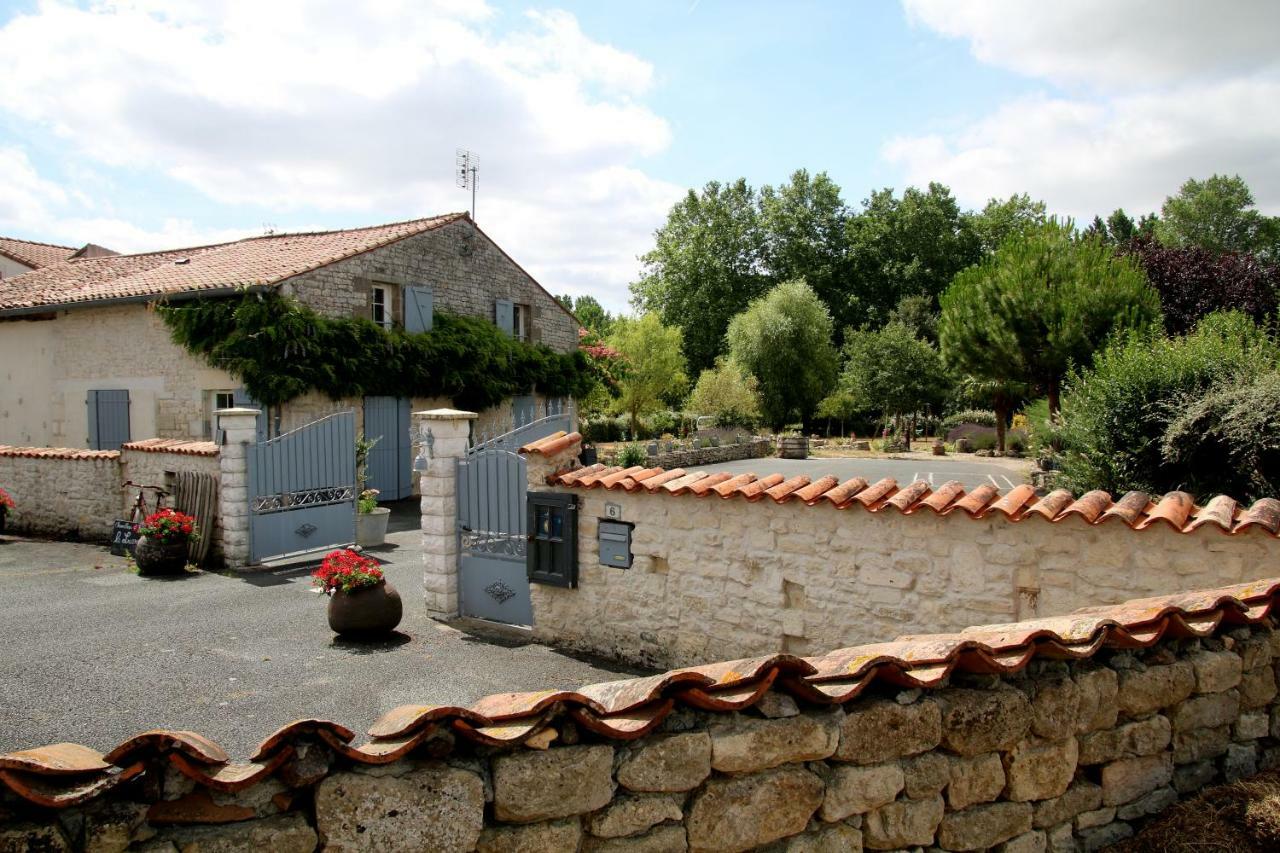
778;435;809;459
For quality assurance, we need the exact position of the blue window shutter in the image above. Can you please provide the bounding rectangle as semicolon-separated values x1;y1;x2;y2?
405;285;433;333
495;299;514;335
88;390;130;450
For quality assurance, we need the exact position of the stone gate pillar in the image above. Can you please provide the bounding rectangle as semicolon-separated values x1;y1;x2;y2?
415;408;477;619
215;407;260;570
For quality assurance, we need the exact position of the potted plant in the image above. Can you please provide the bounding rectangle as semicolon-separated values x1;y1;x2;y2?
134;508;198;575
313;549;402;637
355;488;390;547
0;487;13;535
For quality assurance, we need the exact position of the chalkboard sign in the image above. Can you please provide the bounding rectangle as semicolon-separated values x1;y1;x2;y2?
110;520;140;556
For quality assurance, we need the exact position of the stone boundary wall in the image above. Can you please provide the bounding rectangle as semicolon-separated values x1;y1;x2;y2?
0;450;120;540
0;443;221;550
531;485;1280;670
647;438;773;470
3;620;1279;851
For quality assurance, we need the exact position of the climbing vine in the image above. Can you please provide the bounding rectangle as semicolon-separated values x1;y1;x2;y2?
157;291;595;411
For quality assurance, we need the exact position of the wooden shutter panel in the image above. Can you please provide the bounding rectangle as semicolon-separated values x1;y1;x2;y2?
87;390;130;450
495;299;514;335
405;285;434;333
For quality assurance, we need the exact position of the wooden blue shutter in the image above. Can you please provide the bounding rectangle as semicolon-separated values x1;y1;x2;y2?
405;285;433;333
232;388;267;442
495;299;514;335
87;390;130;450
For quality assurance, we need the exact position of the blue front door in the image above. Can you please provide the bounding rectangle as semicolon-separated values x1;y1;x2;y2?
362;396;412;500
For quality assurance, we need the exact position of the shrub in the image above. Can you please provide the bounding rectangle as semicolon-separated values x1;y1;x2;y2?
941;409;997;431
1161;373;1280;499
617;443;649;467
1056;311;1280;499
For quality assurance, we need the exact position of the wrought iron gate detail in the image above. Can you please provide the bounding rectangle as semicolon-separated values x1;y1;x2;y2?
248;411;357;563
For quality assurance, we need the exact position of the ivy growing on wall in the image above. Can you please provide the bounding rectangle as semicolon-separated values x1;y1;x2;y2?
158;291;594;411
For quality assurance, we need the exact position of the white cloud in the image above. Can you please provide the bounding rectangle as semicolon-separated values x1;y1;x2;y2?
892;1;1280;219
0;0;679;310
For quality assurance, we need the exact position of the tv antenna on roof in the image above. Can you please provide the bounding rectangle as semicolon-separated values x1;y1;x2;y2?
456;148;478;219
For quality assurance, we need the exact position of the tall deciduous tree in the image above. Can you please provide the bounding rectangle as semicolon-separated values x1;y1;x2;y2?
844;183;982;329
687;358;761;428
759;169;850;325
841;321;947;450
1124;237;1280;335
970;193;1047;254
607;314;687;436
1156;174;1280;258
630;179;769;375
938;220;1162;416
726;280;838;431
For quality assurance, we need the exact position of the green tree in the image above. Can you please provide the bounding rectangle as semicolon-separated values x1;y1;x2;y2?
630;179;769;375
888;293;939;343
1107;208;1137;243
607;313;688;436
758;169;850;322
841;321;947;450
726;280;838;430
687;357;761;427
814;390;861;437
971;193;1047;254
845;183;982;328
1156;174;1280;258
938;220;1162;416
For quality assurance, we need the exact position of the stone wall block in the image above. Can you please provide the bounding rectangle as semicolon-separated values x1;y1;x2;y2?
1116;662;1195;717
948;753;1006;810
477;817;582;853
617;733;712;793
781;823;863;853
900;752;950;799
1027;678;1081;739
1003;738;1078;802
819;762;904;822
1100;753;1173;806
1032;781;1102;830
1169;690;1240;732
586;794;683;839
1074;668;1119;734
862;794;944;850
709;712;839;773
1239;665;1277;709
1188;650;1243;694
995;829;1047;853
492;745;615;823
685;767;824;853
1077;715;1171;765
1172;724;1231;764
937;801;1033;852
315;764;484;852
938;688;1032;756
836;698;940;764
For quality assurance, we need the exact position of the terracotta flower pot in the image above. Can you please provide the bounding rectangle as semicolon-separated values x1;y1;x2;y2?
134;535;188;575
327;580;403;637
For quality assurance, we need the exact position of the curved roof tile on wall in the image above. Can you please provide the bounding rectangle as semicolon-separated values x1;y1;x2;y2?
0;445;120;461
1;576;1278;807
120;439;218;457
541;462;1280;537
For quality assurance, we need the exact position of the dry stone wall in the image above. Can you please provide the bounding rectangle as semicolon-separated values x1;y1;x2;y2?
646;438;773;470
0;451;120;540
530;480;1280;669
4;624;1280;851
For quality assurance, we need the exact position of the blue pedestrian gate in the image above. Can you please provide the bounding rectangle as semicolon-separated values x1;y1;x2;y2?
248;411;357;563
455;406;574;624
363;396;413;500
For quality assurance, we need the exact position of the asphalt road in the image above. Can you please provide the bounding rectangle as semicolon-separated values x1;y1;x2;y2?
0;505;637;759
699;454;1032;492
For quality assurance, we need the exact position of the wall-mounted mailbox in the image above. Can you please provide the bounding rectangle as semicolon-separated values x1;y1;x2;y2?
599;520;633;569
527;492;577;588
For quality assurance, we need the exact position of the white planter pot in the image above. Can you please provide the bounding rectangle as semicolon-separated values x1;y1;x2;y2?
355;507;391;547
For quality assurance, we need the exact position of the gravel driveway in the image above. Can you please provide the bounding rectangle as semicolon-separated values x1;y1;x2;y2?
0;505;637;759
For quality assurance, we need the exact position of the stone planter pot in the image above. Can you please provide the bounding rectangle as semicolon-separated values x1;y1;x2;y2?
327;581;403;637
134;535;188;575
778;435;809;459
355;507;391;548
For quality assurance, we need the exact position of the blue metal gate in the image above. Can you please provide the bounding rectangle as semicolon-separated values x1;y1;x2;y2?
248;411;357;563
363;396;412;500
456;407;573;624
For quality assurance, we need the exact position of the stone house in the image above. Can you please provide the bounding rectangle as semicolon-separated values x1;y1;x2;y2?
0;214;578;498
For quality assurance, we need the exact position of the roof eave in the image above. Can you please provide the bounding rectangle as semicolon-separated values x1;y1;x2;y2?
0;284;273;318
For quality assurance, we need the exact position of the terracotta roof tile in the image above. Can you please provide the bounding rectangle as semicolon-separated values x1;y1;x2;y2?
518;431;582;457
0;214;467;312
121;438;218;457
544;462;1280;537
0;445;119;460
3;577;1279;807
0;236;76;270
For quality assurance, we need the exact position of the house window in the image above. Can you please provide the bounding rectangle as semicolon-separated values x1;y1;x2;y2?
205;390;236;438
372;284;392;329
513;303;531;342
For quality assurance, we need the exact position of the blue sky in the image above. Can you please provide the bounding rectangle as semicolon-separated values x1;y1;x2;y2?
1;1;1277;312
